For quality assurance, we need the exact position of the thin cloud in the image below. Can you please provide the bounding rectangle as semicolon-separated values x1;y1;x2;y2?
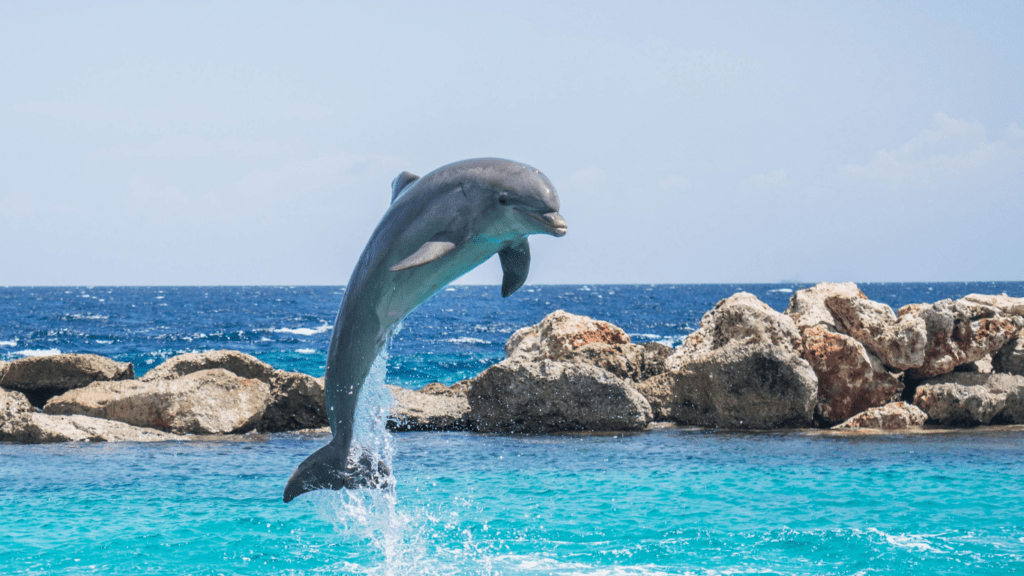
843;113;1024;185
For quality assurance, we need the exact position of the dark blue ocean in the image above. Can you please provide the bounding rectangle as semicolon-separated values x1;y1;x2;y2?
2;283;1024;575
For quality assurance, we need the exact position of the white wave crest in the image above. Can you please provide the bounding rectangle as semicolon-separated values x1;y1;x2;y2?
95;340;114;345
273;324;331;336
768;288;793;293
0;340;17;347
295;348;319;354
69;314;109;320
446;337;489;345
13;349;62;358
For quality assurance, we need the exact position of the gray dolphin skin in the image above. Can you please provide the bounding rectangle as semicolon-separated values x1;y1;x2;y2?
283;158;567;502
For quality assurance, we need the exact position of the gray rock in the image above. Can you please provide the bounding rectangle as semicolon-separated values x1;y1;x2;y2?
1;411;182;443
1;388;34;425
825;294;928;371
993;336;1024;376
634;343;817;429
504;310;631;362
913;372;1024;426
832;402;928;430
900;299;1023;379
0;354;134;406
141;350;277;383
387;384;472;431
259;371;327;432
564;342;648;382
467;358;652;433
0;361;8;382
678;292;803;356
640;341;673;379
44;368;272;434
963;294;1024;317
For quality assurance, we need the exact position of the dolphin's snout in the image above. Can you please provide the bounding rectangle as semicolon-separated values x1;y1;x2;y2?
543;212;567;237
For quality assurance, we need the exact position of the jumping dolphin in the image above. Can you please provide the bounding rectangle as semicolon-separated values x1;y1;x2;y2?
283;158;567;502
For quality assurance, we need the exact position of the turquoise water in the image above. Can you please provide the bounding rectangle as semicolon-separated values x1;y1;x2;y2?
3;427;1023;575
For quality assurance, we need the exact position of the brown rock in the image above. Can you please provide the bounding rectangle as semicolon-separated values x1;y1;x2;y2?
913;372;1024;426
1;388;34;424
993;336;1024;376
564;342;647;382
678;292;803;356
1;411;182;443
387;385;472;431
504;310;630;362
43;368;272;434
141;350;277;383
418;380;472;396
832;401;928;430
467;358;652;433
0;361;8;382
801;325;902;425
825;294;928;371
0;354;135;406
635;343;817;429
640;342;673;379
901;299;1023;379
259;371;327;432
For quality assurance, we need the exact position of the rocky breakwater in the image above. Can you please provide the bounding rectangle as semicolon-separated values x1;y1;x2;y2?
1;350;328;443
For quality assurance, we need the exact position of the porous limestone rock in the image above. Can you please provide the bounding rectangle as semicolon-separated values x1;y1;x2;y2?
913;372;1024;426
825;294;928;371
992;336;1024;376
634;343;817;429
802;325;903;424
677;292;803;357
899;299;1023;379
832;401;927;430
259;371;327;432
43;368;271;434
467;359;652;433
504;310;631;362
0;354;134;406
141;350;278;383
786;283;903;424
0;360;8;382
963;294;1024;318
1;387;33;424
387;384;472;431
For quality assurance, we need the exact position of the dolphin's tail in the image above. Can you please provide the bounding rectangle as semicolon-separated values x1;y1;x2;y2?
282;435;393;502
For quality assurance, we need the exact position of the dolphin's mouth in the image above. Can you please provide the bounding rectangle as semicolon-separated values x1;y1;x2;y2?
523;210;568;237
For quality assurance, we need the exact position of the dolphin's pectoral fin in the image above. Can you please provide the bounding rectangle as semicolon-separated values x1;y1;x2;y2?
283;438;393;502
391;171;420;203
499;239;531;297
389;232;461;272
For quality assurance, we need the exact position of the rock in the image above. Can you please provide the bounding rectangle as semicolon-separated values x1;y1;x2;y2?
141;350;277;383
954;355;994;373
678;292;803;356
564;342;646;382
993;336;1024;376
504;310;631;362
418;380;472;396
900;299;1023;379
832;402;928;430
467;358;652;433
913;372;1024;426
43;368;272;434
0;354;135;406
0;360;8;382
387;384;472;431
142;350;326;432
785;282;867;332
825;294;928;371
640;342;673;379
963;294;1024;317
259;371;327;432
1;388;34;425
802;325;903;424
634;343;817;429
1;411;182;443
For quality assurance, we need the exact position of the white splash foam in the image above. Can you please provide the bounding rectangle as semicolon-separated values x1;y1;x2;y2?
95;340;114;345
273;324;331;336
768;288;793;293
295;348;318;354
69;314;108;320
13;349;62;358
445;337;488;345
0;340;17;347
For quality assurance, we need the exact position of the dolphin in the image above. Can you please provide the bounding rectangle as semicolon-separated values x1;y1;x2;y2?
283;158;567;502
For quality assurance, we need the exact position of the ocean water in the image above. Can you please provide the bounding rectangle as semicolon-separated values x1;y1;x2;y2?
2;283;1024;575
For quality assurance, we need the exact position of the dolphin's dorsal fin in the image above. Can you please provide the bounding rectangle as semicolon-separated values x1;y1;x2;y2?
498;239;530;297
391;171;420;203
390;231;462;272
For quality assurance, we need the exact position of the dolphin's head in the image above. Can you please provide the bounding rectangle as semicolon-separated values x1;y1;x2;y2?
454;158;567;239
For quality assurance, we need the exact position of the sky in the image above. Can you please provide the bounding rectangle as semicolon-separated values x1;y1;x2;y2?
1;1;1022;286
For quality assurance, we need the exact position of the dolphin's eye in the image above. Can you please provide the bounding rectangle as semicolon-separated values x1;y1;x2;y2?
498;194;508;205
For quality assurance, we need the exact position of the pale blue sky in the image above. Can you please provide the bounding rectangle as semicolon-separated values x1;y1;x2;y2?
2;1;1022;285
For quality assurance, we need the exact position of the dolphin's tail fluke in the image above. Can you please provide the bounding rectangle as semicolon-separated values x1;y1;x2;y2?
282;436;393;502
